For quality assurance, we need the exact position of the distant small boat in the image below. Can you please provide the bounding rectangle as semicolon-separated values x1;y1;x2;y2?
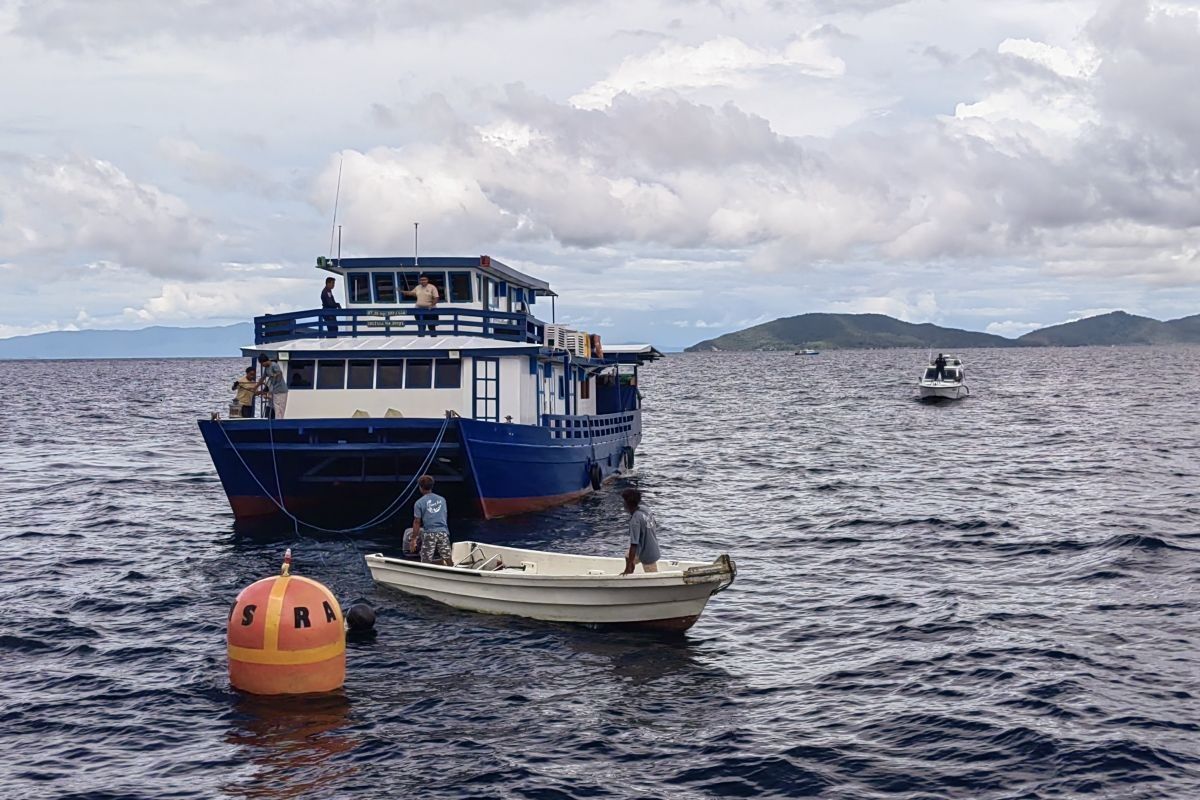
918;355;969;401
366;541;736;632
794;348;819;355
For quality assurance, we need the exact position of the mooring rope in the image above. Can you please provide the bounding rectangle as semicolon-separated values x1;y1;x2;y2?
217;413;452;535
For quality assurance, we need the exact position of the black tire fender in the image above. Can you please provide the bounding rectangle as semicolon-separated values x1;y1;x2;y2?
589;462;602;491
621;446;635;470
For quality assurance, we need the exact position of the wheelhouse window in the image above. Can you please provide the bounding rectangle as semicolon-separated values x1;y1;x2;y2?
397;272;421;302
395;271;447;303
509;286;527;313
448;271;473;303
434;359;461;389
348;273;371;304
316;359;346;389
377;359;405;389
372;272;397;303
288;359;315;389
347;359;374;389
405;358;433;389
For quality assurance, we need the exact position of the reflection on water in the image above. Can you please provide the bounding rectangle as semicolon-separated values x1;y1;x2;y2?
224;694;355;799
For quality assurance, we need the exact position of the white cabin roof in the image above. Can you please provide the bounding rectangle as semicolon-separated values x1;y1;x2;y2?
241;336;541;356
603;344;663;356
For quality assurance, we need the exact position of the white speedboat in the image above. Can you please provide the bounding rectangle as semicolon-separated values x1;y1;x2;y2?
365;541;736;632
794;348;819;355
918;355;969;401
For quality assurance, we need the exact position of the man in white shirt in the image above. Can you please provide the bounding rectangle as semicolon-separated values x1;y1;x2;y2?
402;274;439;336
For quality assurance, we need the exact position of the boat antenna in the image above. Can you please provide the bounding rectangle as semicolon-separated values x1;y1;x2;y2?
414;222;420;268
327;154;344;258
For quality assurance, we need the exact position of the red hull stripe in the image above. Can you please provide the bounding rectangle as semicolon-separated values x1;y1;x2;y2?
479;489;592;519
228;495;323;519
228;490;597;521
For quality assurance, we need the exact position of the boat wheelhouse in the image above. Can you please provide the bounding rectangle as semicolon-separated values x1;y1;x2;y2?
197;255;662;524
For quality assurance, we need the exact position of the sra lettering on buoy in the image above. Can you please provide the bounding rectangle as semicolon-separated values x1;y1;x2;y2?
227;549;345;695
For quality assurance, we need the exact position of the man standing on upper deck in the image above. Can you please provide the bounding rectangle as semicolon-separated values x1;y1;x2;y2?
621;488;661;575
321;276;341;336
402;273;439;336
255;353;289;419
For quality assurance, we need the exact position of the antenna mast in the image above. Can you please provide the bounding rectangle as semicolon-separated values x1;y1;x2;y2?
328;155;344;258
414;222;420;268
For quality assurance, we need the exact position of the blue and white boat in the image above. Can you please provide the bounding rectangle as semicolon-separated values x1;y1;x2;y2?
198;255;661;525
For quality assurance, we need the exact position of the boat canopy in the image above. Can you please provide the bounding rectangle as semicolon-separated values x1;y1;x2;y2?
602;344;666;364
317;255;555;296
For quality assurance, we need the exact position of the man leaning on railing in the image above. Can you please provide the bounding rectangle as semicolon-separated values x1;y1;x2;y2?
321;277;341;336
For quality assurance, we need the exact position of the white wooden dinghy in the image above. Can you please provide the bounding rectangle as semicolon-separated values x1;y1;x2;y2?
365;541;736;632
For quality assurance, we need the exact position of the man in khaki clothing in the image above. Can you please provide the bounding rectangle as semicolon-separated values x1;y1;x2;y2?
402;274;439;336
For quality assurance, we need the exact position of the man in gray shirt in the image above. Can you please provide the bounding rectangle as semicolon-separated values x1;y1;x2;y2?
412;475;451;565
621;488;660;574
255;353;288;419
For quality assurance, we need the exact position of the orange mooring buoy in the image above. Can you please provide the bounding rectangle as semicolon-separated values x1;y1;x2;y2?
228;549;346;695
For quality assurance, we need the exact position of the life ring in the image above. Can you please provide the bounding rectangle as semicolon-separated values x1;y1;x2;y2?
589;462;602;491
621;446;635;470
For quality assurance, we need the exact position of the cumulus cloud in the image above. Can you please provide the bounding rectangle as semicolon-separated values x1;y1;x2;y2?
570;35;845;109
9;0;575;50
0;154;212;277
985;320;1044;337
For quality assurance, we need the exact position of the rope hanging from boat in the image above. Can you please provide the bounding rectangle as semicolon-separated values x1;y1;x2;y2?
216;414;452;534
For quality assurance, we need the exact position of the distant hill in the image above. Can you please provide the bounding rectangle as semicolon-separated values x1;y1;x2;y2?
1017;311;1200;346
0;323;253;359
686;310;1200;351
686;313;1017;352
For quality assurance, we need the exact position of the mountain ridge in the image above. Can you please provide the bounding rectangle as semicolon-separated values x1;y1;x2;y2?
0;323;253;359
687;311;1200;351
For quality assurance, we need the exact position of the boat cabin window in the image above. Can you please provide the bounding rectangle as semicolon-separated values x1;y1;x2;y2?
372;272;397;304
288;359;315;389
944;369;959;380
405;358;433;389
509;286;527;313
348;273;371;304
448;271;473;303
434;358;461;389
377;359;405;389
316;359;346;389
924;368;938;380
347;359;374;389
395;271;446;303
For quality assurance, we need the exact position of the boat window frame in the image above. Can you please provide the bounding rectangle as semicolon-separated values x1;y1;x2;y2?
405;358;434;389
316;359;347;390
447;271;474;303
376;359;405;389
372;272;398;304
346;359;375;390
348;273;372;304
434;358;462;389
287;359;315;389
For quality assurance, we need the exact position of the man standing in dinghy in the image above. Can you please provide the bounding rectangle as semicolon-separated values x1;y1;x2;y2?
621;489;660;575
412;475;452;565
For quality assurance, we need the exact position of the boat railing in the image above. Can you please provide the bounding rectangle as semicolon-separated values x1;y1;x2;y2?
254;307;546;345
541;412;638;440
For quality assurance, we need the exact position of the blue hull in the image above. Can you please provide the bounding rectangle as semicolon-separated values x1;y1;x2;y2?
197;413;640;525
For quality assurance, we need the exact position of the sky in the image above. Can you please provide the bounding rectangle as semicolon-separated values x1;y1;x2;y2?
1;0;1197;349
